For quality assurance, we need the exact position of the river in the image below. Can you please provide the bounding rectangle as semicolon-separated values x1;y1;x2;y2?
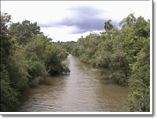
18;54;129;112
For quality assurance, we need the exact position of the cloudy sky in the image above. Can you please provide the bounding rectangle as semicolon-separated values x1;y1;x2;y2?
1;1;151;42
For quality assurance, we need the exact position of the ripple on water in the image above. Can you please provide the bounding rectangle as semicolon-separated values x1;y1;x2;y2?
18;55;129;112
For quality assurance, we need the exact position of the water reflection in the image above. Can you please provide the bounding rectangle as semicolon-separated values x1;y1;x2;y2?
18;54;129;112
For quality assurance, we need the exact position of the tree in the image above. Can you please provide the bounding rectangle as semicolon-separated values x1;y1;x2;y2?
134;16;149;38
104;20;113;32
0;13;19;111
44;44;69;75
0;68;19;111
0;12;70;111
9;20;41;45
0;12;12;65
120;13;136;28
128;37;150;111
8;44;29;91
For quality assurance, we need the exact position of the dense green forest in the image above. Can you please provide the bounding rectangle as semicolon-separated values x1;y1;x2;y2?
70;14;150;111
0;13;69;111
0;13;150;112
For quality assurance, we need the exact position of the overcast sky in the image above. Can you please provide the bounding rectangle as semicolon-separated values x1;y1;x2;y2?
1;1;151;42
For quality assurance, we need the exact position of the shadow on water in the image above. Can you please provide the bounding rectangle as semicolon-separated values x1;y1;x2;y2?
17;54;129;112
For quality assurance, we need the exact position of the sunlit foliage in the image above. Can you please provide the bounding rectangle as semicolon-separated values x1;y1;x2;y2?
0;13;69;111
71;14;150;111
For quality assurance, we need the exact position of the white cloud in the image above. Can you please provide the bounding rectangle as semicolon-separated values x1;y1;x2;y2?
40;26;102;42
40;26;79;42
1;1;151;42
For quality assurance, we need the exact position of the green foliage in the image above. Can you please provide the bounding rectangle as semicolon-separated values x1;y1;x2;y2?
44;44;69;75
0;12;150;112
0;66;19;111
0;12;12;64
0;13;19;111
72;29;129;86
128;38;150;112
120;13;136;28
8;46;29;91
120;14;150;111
24;35;46;61
28;62;46;79
72;14;150;111
9;20;41;45
0;13;69;111
55;41;76;54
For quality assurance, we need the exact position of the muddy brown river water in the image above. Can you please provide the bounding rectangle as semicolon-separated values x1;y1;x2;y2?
18;54;129;112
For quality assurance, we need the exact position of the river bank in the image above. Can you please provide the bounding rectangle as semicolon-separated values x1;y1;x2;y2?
17;55;129;112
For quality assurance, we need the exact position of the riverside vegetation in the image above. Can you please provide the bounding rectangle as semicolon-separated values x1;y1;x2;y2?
0;13;150;112
0;13;69;111
70;13;150;112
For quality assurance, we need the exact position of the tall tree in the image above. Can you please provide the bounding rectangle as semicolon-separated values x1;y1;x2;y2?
104;20;113;32
0;13;19;112
9;20;41;45
120;13;136;28
0;12;12;65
